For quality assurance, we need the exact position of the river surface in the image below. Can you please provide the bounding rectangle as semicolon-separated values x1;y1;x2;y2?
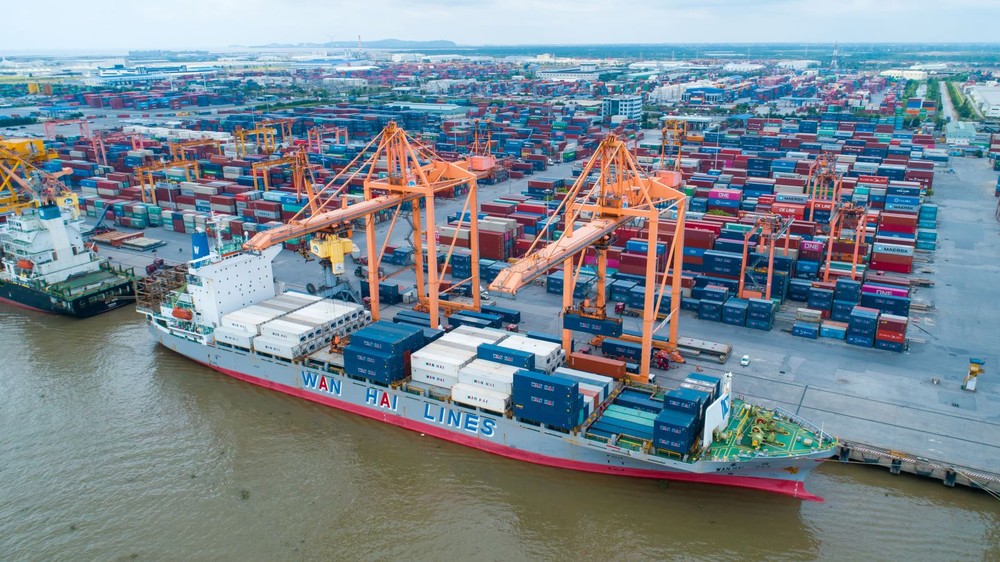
1;306;998;561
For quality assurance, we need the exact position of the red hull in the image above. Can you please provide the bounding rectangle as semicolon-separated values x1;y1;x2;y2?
186;356;825;501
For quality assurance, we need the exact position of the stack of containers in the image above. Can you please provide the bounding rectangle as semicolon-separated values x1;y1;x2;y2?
344;321;425;384
746;298;775;331
846;306;880;347
254;298;367;359
860;288;911;317
653;408;699;456
721;298;748;326
496;335;565;374
512;370;582;430
874;314;908;352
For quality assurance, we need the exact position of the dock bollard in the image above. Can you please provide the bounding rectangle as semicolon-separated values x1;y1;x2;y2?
890;458;902;475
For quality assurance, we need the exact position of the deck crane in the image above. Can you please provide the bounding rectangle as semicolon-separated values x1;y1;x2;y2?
487;135;687;382
243;121;482;330
736;213;795;300
0;146;78;214
0;140;59;216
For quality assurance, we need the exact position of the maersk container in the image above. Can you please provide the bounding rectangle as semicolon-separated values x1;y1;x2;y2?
477;343;535;370
563;313;623;337
451;382;510;415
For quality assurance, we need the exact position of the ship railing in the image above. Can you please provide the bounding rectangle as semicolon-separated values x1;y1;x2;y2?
771;405;837;446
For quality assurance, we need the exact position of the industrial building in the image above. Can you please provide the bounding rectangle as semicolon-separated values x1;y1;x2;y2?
601;95;643;121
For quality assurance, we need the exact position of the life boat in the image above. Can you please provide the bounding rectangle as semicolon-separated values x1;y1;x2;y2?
16;259;33;270
171;308;194;320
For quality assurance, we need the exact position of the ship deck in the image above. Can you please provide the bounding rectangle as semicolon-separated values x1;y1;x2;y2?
49;268;132;295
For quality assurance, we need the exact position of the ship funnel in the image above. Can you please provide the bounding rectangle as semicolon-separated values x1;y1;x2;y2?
191;230;210;265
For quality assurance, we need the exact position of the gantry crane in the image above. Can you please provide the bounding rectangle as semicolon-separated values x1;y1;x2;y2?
306;125;349;154
659;118;687;171
0;146;77;215
134;160;201;204
487;135;687;381
43;118;91;140
259;118;295;144
234;125;277;158
736;213;795;300
805;152;843;234
92;131;148;167
168;138;225;162
243;121;481;330
250;148;311;194
0;140;57;215
821;201;867;281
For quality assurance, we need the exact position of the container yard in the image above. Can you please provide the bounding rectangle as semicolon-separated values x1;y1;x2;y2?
2;47;999;514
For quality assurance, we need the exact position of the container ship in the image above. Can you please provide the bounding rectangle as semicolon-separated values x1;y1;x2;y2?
138;233;836;500
0;203;135;317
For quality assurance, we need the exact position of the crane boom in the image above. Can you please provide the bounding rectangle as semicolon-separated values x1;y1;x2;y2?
488;218;621;297
243;192;420;251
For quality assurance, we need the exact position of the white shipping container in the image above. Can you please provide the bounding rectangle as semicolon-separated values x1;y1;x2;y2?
213;326;255;348
251;335;302;360
497;335;564;374
554;367;615;392
451;325;508;344
458;359;519;394
578;382;607;403
260;318;320;342
451;383;510;415
411;366;459;389
221;305;286;332
411;343;476;377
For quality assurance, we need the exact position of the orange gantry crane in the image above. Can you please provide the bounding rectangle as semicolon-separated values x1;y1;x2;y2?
43;118;91;141
168;138;225;162
243;121;481;330
259;118;295;144
249;148;313;195
91;131;149;167
659;118;687;171
822;202;867;281
487;135;687;381
134;160;200;204
805;152;867;281
736;213;795;300
306;125;349;154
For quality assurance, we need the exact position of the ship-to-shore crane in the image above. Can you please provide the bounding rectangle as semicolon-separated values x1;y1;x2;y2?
488;135;687;381
244;122;482;330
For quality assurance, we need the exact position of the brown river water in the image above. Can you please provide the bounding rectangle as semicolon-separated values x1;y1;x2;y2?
1;306;997;561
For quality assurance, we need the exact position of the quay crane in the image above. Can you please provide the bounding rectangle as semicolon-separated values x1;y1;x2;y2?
488;134;687;381
243;121;482;330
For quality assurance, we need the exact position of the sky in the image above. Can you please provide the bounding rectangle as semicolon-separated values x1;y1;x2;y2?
3;0;1000;52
